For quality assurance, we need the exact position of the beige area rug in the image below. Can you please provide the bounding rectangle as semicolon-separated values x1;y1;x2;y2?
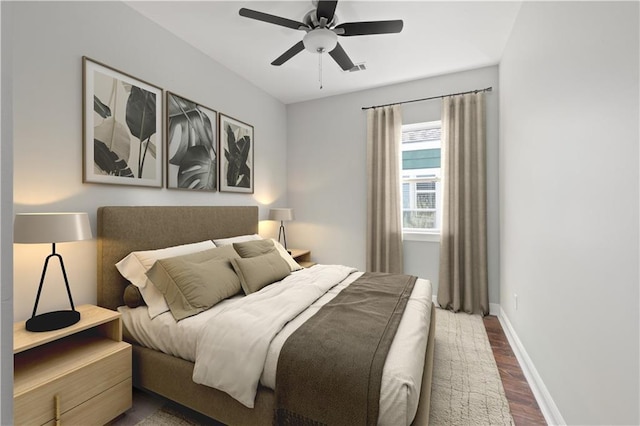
136;309;514;425
136;405;205;426
429;309;514;425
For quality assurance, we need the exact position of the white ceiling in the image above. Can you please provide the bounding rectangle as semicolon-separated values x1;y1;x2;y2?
126;1;522;104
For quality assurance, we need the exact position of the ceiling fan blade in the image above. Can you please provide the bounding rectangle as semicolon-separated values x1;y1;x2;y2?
335;20;404;36
239;8;308;31
329;42;355;71
271;41;305;66
316;1;338;23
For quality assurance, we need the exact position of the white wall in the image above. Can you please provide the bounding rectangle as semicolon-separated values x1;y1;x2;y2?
0;2;13;422
9;1;288;322
287;66;500;302
499;2;639;424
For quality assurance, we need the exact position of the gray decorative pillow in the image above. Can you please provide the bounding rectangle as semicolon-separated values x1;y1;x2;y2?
230;250;291;295
233;239;276;258
146;245;241;321
123;284;145;308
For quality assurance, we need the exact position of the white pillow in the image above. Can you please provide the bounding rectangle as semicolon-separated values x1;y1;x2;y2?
115;240;215;318
213;234;262;246
270;239;302;271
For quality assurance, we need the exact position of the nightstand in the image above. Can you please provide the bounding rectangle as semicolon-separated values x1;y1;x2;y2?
289;248;317;268
14;304;132;425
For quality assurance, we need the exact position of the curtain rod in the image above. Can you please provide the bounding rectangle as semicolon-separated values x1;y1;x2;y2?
361;86;493;110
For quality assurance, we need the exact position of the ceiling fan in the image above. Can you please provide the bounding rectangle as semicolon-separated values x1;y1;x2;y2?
238;0;404;72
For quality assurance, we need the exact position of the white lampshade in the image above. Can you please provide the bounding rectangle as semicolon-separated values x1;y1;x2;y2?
14;212;93;244
269;208;294;222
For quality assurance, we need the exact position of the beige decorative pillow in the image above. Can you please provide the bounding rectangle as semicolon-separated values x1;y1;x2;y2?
233;239;275;258
146;246;241;321
233;239;302;272
115;240;215;318
230;250;291;295
270;239;303;271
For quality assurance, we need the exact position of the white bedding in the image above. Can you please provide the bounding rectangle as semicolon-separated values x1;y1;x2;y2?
119;265;432;426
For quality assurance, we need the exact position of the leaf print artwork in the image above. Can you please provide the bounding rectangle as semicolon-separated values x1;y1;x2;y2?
83;57;163;187
224;123;251;188
166;92;217;191
93;140;133;177
219;114;253;194
93;117;131;176
125;86;157;178
93;96;111;119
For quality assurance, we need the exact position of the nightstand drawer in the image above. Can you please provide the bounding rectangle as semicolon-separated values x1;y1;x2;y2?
42;378;132;426
14;339;131;426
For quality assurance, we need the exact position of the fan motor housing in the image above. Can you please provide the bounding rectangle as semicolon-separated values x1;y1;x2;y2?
303;9;337;28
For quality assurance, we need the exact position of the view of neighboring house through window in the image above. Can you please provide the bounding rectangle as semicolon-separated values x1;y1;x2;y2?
401;121;442;234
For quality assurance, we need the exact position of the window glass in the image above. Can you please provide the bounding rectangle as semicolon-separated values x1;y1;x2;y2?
401;121;442;233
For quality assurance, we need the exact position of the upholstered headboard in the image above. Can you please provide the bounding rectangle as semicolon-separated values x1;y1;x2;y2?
97;206;259;311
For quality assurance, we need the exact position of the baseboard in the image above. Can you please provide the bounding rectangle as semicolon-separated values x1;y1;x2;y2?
430;296;500;316
498;308;567;426
489;303;500;316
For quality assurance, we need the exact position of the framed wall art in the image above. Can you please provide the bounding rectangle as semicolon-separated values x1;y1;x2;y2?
219;113;254;193
166;92;217;191
83;57;163;187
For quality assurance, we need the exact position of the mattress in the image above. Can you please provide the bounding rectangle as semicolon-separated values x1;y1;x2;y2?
119;267;433;426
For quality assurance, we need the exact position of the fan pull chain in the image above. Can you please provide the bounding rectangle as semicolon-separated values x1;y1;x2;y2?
318;53;323;90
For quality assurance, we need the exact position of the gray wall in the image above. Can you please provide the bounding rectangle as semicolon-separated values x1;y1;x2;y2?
8;0;288;321
286;66;500;303
499;2;639;424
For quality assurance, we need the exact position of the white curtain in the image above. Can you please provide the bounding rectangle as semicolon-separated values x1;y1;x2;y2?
366;105;403;273
437;93;489;315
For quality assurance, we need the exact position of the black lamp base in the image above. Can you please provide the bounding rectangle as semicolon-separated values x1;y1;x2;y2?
26;310;80;332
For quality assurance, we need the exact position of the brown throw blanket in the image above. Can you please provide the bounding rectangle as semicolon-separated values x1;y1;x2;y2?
274;272;417;426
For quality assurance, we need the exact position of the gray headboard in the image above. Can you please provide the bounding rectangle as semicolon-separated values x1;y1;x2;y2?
97;206;259;311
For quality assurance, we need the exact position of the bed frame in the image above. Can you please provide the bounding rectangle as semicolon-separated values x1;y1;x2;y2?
97;206;435;425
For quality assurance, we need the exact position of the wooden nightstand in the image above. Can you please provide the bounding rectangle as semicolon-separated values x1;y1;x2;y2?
14;304;132;426
289;248;317;268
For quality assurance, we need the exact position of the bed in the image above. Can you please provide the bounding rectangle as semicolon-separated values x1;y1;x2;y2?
97;206;435;425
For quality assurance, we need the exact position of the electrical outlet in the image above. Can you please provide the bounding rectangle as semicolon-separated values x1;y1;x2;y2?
514;293;518;311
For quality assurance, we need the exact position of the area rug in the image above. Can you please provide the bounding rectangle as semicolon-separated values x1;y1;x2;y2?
136;405;207;426
429;309;514;425
135;309;514;425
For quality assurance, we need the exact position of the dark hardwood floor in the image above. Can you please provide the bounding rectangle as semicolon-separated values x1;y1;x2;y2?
484;315;547;425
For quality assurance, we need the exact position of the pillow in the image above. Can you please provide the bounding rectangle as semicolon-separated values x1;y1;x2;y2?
233;239;275;258
213;234;262;247
145;246;241;321
123;284;145;308
270;239;303;272
115;240;215;318
233;239;302;272
230;250;291;295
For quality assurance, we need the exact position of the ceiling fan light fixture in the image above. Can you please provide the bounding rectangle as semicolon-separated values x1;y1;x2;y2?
303;28;337;53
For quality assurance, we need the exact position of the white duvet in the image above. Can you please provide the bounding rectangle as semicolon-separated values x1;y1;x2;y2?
119;265;432;426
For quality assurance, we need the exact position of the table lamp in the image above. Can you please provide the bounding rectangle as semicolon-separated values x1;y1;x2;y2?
14;212;93;332
269;208;294;250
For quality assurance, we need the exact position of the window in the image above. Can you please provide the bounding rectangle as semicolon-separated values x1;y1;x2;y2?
401;121;442;236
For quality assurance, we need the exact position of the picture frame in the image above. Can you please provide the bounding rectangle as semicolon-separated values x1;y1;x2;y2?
83;57;163;187
219;113;254;194
166;92;217;191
